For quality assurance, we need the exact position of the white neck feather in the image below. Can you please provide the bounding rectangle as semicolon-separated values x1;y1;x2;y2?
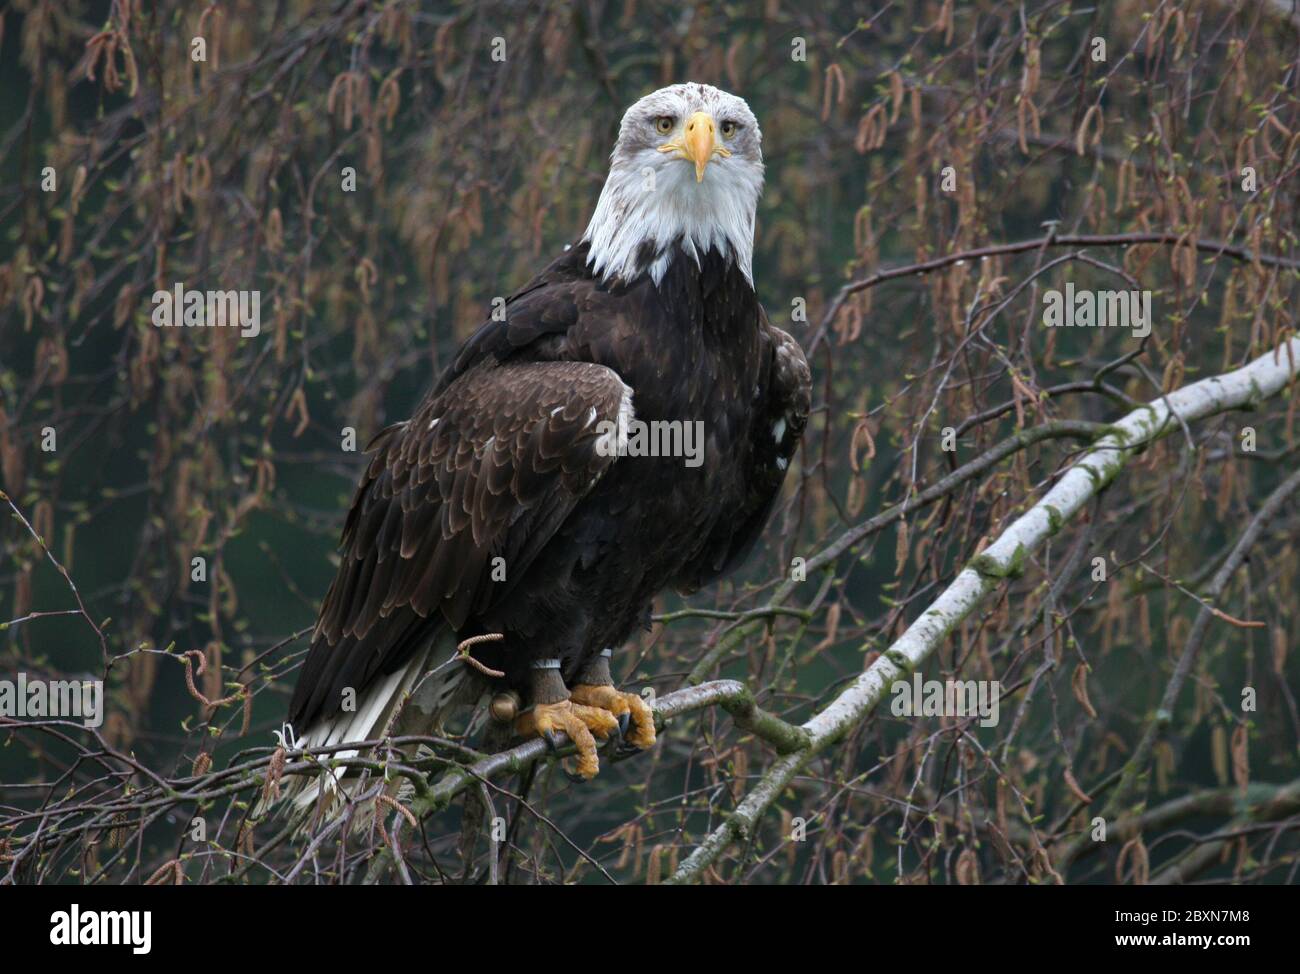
581;157;762;287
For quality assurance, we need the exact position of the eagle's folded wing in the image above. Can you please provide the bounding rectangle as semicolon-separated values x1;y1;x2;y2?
288;360;632;727
674;318;811;593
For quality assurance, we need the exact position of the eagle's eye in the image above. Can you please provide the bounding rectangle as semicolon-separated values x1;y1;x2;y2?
720;120;738;138
654;116;675;135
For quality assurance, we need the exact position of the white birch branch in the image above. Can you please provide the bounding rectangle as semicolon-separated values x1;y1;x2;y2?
668;336;1300;883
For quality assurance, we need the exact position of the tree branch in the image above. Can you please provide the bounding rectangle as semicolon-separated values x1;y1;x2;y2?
667;335;1300;883
811;233;1300;353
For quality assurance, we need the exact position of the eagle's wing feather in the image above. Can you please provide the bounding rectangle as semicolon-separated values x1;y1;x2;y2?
675;315;811;592
288;358;630;727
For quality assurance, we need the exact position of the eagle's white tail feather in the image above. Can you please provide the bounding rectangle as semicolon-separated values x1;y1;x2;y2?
287;663;414;814
262;634;484;830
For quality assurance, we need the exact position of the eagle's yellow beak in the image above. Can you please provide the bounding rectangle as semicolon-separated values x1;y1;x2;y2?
658;110;732;182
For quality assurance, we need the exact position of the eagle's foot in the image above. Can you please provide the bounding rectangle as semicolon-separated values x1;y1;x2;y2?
514;699;619;780
569;684;656;750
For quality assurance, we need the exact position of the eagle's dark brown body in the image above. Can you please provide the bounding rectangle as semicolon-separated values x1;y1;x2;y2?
289;240;810;729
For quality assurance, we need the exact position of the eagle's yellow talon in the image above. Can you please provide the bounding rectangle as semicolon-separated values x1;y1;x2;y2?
569;684;657;750
514;699;617;779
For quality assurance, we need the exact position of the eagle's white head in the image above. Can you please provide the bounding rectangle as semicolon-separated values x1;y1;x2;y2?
582;82;763;288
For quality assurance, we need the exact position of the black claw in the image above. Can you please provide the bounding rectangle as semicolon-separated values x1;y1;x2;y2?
617;712;631;738
611;740;640;761
543;729;561;752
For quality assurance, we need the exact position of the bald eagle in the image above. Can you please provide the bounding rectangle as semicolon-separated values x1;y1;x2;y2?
284;83;811;802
